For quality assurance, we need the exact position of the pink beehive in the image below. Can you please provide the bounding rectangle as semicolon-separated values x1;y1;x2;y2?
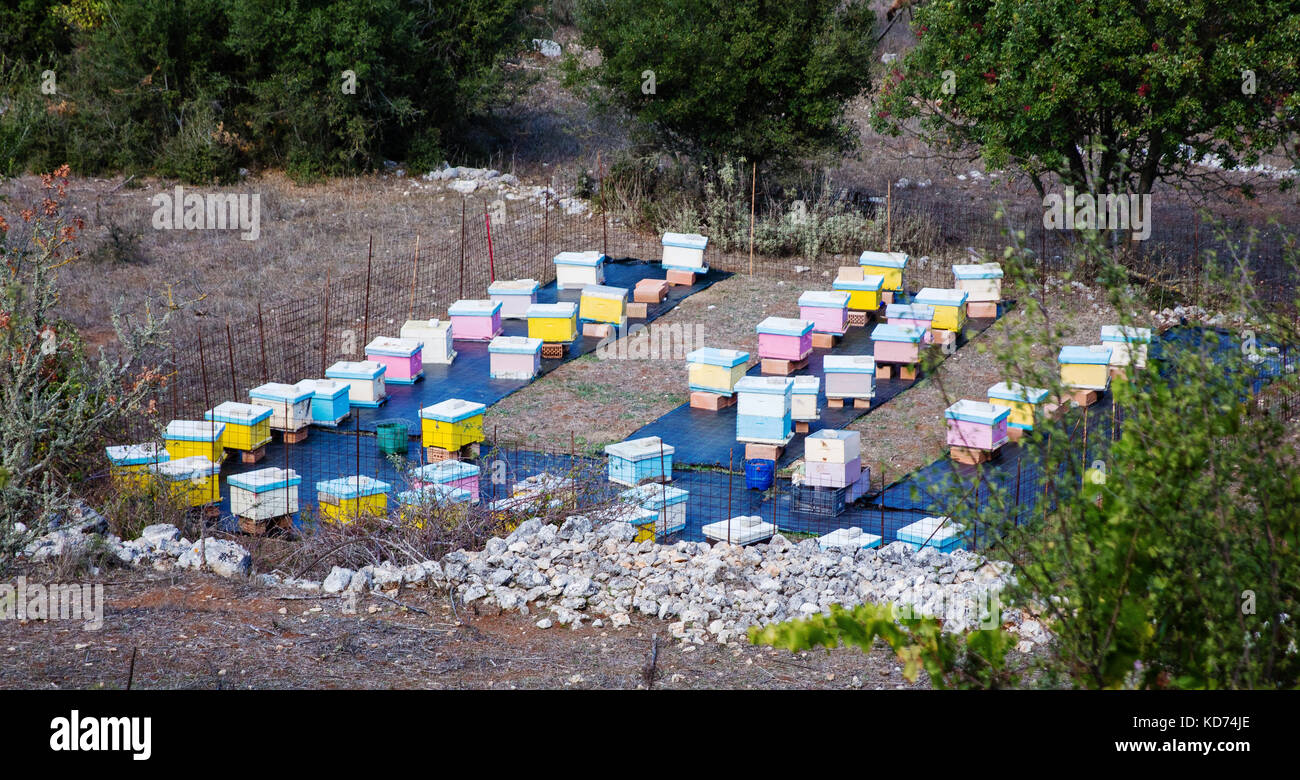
802;457;863;488
797;291;850;335
945;400;1010;451
870;323;924;364
756;317;814;361
409;461;481;504
448;300;504;341
364;337;424;385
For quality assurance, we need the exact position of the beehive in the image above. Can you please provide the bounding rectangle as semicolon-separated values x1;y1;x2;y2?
735;376;794;443
896;516;967;552
819;526;883;551
885;302;936;343
150;456;220;507
249;382;313;431
805;429;861;464
686;348;750;396
395;484;472;528
702;515;775;545
448;299;504;341
822;355;877;400
553;251;606;290
488;336;543;381
604;436;674;487
756;317;814;361
952;263;1005;302
399;318;456;365
105;443;170;489
205;402;273;452
316;476;390;524
419;399;487;451
620;484;689;536
578;284;628;326
601;502;661;543
661;232;708;271
800;456;863;488
164;420;226;462
325;361;387;407
364;337;424;384
987;382;1051;430
914;288;969;332
296;379;350;425
487;278;541;320
791;375;821;421
1100;325;1152;369
798;290;851;335
526;302;579;343
945;400;1010;451
870;323;924;364
410;460;481;503
832;273;886;312
1058;345;1113;391
228;468;301;521
858;250;909;292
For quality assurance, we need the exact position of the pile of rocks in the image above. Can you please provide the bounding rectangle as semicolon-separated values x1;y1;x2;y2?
418;164;590;215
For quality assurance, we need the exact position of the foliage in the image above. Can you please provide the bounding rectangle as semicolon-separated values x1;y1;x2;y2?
873;0;1300;196
570;0;877;168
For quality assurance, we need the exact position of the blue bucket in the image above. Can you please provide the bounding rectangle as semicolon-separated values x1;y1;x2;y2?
745;459;775;490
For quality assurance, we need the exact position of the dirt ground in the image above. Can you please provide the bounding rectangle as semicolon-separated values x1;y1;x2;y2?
0;567;929;691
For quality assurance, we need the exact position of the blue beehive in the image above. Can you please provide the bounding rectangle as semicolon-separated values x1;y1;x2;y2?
896;516;968;552
735;376;794;444
604;436;675;487
297;379;350;425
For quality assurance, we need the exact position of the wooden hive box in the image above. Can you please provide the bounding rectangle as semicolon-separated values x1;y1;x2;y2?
488;335;543;381
757;316;814;361
316;475;390;525
885;302;936;344
326;360;387;407
858;250;909;292
488;278;541;320
553;250;606;290
791;375;821;422
870;323;925;365
1100;325;1152;369
228;467;301;521
578;284;628;325
952;262;1004;302
448;299;504;342
914;288;969;332
419;399;486;451
106;443;170;489
249;382;313;431
150;455;220;507
394;484;472;528
800;456;863;488
1058;345;1113;391
833;273;886;312
702;515;775;545
805;428;861;463
164;420;226;462
686;347;750;396
987;381;1051;431
399;318;456;365
620;483;689;536
604;436;675;487
798;290;851;335
945;399;1010;451
819;526;883;551
364;337;424;385
735;375;794;444
896;516;968;552
526;302;578;344
823;355;877;400
295;379;350;425
661;231;709;272
205;402;273;452
410;460;481;504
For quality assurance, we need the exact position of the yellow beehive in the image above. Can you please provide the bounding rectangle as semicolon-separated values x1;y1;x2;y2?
394;485;472;529
526;302;579;343
579;285;627;325
915;288;969;332
858;251;909;292
419;399;487;451
205;402;273;452
987;382;1051;430
316;476;390;525
106;443;170;490
686;348;750;395
832;269;886;312
151;456;221;507
164;420;226;462
1058;346;1113;391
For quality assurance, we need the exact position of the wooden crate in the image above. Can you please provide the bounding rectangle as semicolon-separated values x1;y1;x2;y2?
690;391;736;411
760;357;808;376
950;444;1000;465
967;301;998;319
744;442;784;461
811;332;838;349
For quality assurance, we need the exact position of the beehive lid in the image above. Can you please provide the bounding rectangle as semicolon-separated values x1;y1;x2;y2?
1100;325;1152;344
250;382;312;404
756;316;814;337
315;475;390;500
885;302;935;320
326;361;386;380
397;484;472;506
870;323;925;343
792;375;821;394
820;527;881;548
1058;345;1112;365
296;378;349;398
580;284;627;301
735;376;795;396
526;302;578;318
798;290;851;308
553;250;606;267
858;250;909;268
897;516;964;545
686;347;749;368
228;467;301;493
661;232;708;250
620;483;689;509
952;262;1004;280
945;399;1011;425
915;287;970;307
988;381;1050;404
401;318;450;334
489;335;543;355
488;278;541;295
605;503;659;525
807;429;861;447
152;455;218;481
448;299;502;317
604;436;675;460
419;398;487;422
164;419;225;442
412;460;480;482
832;274;885;292
822;355;876;374
206;402;274;426
106;443;170;467
365;336;422;358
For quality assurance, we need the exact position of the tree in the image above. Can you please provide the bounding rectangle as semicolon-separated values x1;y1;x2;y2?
873;0;1300;198
571;0;878;168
